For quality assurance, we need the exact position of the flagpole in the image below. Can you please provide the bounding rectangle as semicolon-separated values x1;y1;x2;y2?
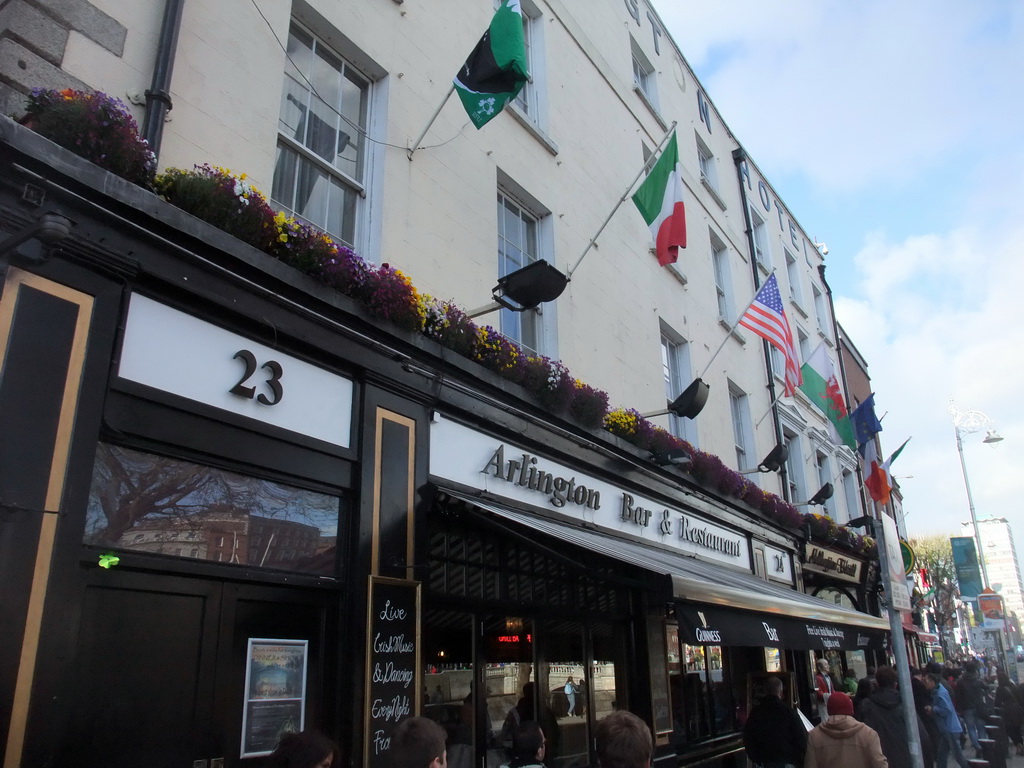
754;391;785;428
697;268;778;381
407;84;455;160
565;121;677;279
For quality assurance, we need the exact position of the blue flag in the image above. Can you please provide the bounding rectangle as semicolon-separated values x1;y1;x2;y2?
850;394;882;453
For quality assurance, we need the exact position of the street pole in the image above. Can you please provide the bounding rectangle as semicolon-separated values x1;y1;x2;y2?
873;504;925;768
950;405;1013;676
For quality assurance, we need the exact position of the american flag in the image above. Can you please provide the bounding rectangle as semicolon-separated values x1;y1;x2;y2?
738;273;802;396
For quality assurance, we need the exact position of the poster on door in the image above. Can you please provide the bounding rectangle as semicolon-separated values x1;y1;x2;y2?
241;638;309;758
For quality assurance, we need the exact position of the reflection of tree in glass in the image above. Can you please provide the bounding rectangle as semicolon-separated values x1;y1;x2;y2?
86;444;339;545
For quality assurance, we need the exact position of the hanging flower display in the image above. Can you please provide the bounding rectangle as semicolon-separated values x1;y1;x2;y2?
21;88;156;187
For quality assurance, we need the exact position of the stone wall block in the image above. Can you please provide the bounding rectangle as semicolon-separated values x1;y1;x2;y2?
27;0;125;57
0;1;69;65
0;37;86;108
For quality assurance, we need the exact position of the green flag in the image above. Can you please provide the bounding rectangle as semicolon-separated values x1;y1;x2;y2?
799;343;856;450
453;0;530;129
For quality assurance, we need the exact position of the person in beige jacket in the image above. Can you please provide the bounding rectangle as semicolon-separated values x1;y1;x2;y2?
806;692;888;768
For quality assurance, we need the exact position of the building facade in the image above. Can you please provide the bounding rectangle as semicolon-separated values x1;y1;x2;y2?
0;1;892;766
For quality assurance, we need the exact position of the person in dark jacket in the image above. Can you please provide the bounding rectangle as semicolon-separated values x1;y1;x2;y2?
858;666;912;768
953;660;988;754
742;676;807;768
911;670;938;768
995;670;1024;755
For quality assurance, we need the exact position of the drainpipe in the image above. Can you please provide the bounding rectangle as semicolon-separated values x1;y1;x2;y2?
732;148;789;499
142;0;185;159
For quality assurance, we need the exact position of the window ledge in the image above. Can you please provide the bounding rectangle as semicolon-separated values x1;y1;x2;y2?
632;84;668;131
665;257;688;287
720;318;746;343
756;259;771;276
701;177;728;211
790;298;808;318
507;105;560;156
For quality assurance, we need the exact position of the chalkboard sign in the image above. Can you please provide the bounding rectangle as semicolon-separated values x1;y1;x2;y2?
364;576;421;768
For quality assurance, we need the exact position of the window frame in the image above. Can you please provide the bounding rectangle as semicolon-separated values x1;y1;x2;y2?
749;207;771;270
729;384;753;471
711;232;732;321
496;177;557;356
661;323;698;447
630;35;657;109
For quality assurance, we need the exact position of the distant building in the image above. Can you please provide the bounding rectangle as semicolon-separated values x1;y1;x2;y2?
962;517;1024;622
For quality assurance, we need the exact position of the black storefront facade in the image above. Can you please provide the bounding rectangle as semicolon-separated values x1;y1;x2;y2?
0;119;886;768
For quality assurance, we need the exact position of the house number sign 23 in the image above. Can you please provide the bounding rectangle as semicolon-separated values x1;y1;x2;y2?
230;349;283;405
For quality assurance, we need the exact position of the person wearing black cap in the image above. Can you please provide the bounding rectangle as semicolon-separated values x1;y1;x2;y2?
805;692;888;768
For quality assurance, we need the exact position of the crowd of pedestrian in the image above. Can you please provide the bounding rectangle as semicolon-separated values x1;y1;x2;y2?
741;655;1024;768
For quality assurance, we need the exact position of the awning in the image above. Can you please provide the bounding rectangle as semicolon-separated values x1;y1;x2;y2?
449;490;888;651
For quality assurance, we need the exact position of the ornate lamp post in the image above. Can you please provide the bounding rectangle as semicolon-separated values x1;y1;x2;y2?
950;403;1008;668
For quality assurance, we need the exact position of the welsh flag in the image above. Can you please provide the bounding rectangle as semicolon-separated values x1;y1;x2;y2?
632;132;686;266
453;0;530;129
799;343;856;450
864;438;910;505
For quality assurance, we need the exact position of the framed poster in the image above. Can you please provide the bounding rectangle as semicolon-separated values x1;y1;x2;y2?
364;576;421;768
241;639;309;758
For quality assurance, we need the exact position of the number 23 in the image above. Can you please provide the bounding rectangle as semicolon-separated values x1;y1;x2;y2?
230;349;283;405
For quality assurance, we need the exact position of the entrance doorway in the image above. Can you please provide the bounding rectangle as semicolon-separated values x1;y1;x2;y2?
41;568;339;768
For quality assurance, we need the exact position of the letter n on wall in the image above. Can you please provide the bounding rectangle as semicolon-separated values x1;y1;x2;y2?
371;409;416;579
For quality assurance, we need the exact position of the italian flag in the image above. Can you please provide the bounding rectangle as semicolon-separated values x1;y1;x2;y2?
632;132;686;266
453;0;530;130
798;343;856;450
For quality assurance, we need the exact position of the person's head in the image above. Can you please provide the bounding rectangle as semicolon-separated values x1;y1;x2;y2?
844;670;856;680
998;670;1011;688
511;721;545;763
855;678;875;700
827;692;855;718
874;666;897;690
816;658;830;674
596;711;653;768
269;730;338;768
391;717;447;768
765;676;784;699
923;673;941;691
965;660;979;675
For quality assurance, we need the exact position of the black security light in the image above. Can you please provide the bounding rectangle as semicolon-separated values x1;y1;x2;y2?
739;442;789;475
468;259;569;318
651;447;692;467
0;210;73;263
794;482;834;507
640;378;710;421
846;514;876;535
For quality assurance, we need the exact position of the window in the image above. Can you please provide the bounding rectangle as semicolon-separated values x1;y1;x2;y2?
711;232;732;320
696;136;717;191
785;249;803;306
815;452;835;517
812;284;831;339
498;186;555;354
662;326;697;447
631;36;656;107
729;386;752;471
85;443;343;576
797;327;811;364
841;469;858;525
511;0;545;125
668;633;736;745
784;432;807;504
750;208;770;269
273;23;369;248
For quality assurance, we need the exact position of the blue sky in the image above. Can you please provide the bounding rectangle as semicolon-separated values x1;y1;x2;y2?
657;1;1024;567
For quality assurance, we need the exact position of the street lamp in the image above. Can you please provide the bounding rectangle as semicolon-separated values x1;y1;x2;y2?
950;402;1007;668
950;404;1003;588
